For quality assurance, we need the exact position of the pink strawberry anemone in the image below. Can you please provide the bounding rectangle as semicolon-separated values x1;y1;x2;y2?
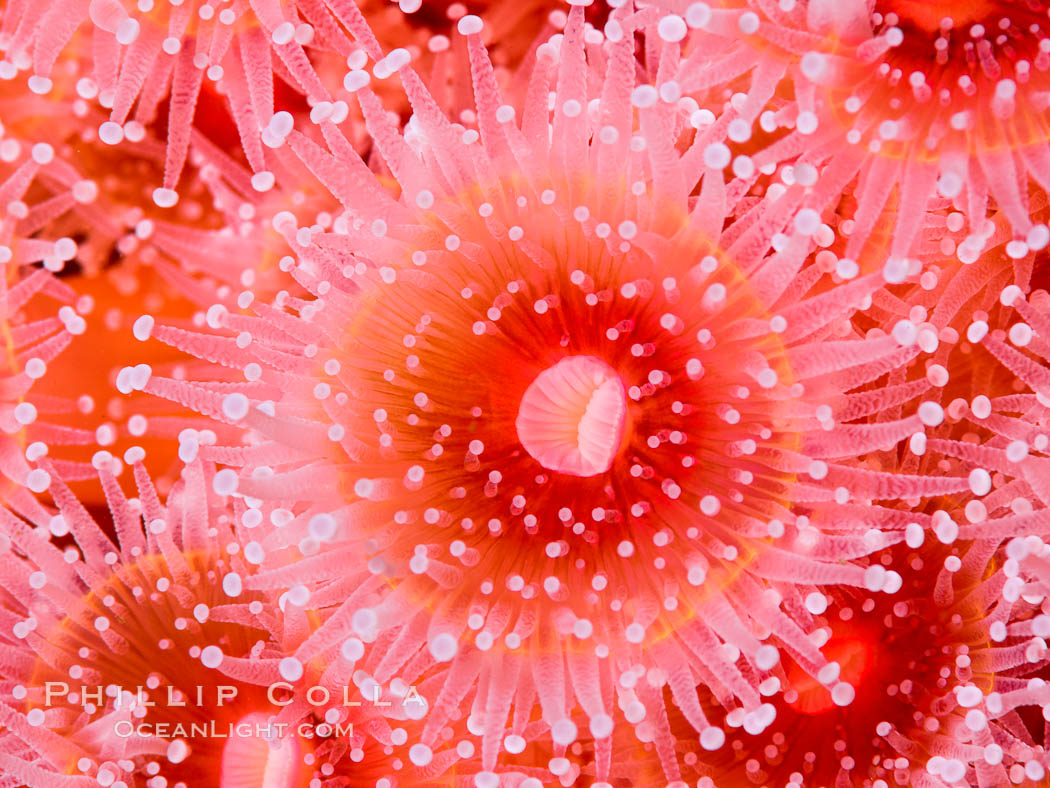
0;57;366;513
0;59;324;291
648;0;1050;271
603;537;1050;788
122;7;991;780
0;0;359;205
0;135;100;503
0;456;515;788
0;82;266;505
0;459;306;787
880;539;1050;788
801;0;1050;246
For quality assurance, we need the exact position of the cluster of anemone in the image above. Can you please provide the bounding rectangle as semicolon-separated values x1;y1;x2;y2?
1;1;1050;787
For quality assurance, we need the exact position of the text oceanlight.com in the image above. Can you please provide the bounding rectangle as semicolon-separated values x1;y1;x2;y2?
112;720;354;740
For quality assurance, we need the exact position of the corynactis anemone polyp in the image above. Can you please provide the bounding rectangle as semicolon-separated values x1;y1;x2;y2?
123;7;991;778
0;88;282;505
652;0;1050;270
608;537;1050;788
0;147;96;507
802;0;1050;242
840;282;1050;785
883;554;1050;788
0;458;516;788
0;0;372;206
886;535;1050;788
0;459;297;787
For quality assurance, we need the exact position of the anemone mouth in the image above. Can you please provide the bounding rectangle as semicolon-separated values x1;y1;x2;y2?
515;355;628;478
220;713;314;788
